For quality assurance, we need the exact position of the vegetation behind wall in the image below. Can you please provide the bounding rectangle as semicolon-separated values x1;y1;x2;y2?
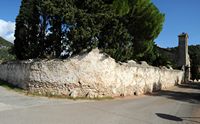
158;45;200;80
14;0;165;65
0;37;15;62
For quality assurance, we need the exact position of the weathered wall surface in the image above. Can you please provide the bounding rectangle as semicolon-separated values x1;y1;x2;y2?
0;49;184;98
0;61;31;89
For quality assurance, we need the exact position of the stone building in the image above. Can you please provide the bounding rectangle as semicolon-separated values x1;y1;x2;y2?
178;33;190;81
158;32;191;82
178;33;190;67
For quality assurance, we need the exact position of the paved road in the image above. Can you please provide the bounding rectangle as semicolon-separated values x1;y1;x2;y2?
0;83;200;124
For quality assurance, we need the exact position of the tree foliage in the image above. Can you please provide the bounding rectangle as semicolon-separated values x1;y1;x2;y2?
163;45;200;79
14;0;165;64
189;45;200;80
123;0;164;60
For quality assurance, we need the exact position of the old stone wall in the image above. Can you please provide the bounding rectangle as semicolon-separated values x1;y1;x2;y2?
0;49;184;98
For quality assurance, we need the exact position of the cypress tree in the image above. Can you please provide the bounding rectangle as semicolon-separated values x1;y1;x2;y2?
14;0;40;59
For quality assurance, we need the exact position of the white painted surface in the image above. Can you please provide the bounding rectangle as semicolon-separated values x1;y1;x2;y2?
0;49;184;97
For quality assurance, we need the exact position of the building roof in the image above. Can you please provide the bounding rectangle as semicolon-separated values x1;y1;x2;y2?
178;32;189;38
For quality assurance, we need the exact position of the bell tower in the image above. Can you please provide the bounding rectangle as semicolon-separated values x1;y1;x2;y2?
178;32;190;81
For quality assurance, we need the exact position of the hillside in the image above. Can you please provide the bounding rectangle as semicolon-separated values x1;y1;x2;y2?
159;45;200;79
189;45;200;80
0;37;13;47
167;45;200;64
189;45;200;60
0;37;15;62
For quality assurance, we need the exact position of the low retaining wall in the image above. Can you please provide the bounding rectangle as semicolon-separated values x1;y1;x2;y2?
0;49;184;98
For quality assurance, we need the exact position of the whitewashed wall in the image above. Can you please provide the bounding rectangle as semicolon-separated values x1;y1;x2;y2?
0;49;184;98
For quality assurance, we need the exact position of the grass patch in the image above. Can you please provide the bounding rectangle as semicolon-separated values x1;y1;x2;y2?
27;92;113;101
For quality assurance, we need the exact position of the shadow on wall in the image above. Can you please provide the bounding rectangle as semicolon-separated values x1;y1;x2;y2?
149;83;200;104
151;75;182;93
152;82;162;92
156;113;200;124
0;79;23;91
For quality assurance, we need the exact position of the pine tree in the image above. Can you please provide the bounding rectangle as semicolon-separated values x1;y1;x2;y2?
66;0;113;56
98;18;134;62
112;0;130;16
123;0;165;60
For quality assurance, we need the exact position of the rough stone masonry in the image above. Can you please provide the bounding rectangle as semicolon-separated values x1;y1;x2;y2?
0;49;184;98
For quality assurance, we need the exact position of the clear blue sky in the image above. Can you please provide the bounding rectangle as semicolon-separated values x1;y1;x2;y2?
152;0;200;48
0;0;199;47
0;0;20;21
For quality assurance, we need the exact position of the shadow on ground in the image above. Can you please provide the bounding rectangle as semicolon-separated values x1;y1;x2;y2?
156;113;200;124
150;83;200;104
178;82;200;90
